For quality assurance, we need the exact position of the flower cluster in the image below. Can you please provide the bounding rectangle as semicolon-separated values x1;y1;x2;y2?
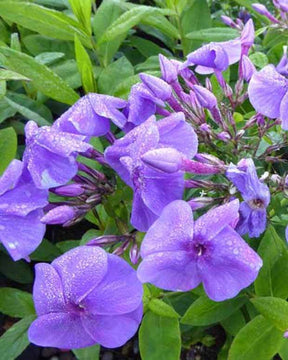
2;14;288;351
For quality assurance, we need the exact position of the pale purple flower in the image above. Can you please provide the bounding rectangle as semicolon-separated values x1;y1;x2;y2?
54;94;127;136
226;159;270;238
248;65;288;130
28;246;143;349
24;121;92;189
0;160;47;260
137;200;262;301
104;113;198;231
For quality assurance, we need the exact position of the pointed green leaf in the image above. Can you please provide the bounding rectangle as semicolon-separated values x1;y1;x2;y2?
0;127;17;175
0;288;35;318
148;299;180;319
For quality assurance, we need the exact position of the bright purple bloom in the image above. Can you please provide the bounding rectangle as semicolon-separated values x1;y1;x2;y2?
28;246;143;349
248;65;288;130
0;160;47;260
104;113;198;231
24;121;91;189
137;200;262;301
54;94;127;136
226;159;270;238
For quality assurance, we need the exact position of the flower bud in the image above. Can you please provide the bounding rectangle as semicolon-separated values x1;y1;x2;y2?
217;131;231;142
86;235;121;246
252;3;279;23
193;85;218;110
52;183;85;197
221;15;239;28
159;54;178;84
270;174;281;184
141;148;183;173
194;153;225;166
188;197;214;210
139;73;172;101
199;123;212;134
129;242;140;265
182;159;225;174
241;19;255;52
242;55;256;81
41;205;76;225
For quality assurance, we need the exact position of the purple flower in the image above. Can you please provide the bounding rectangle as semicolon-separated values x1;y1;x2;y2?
276;47;288;76
104;113;198;231
252;3;279;23
24;121;92;189
137;200;262;301
242;55;256;81
54;94;127;136
248;65;288;130
0;160;47;260
28;246;143;349
226;159;270;238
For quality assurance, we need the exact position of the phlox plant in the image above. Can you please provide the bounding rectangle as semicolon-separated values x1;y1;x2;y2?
1;3;288;360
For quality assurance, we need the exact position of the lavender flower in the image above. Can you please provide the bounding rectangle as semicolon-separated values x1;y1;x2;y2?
137;200;262;301
276;47;288;76
104;113;198;231
54;94;127;136
226;159;270;238
24;121;92;189
248;65;288;130
0;160;47;260
28;246;143;349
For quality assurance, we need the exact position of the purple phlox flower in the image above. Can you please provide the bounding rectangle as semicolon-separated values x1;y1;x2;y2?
28;246;143;349
54;94;127;137
137;199;262;301
276;47;288;76
24;121;92;189
278;0;288;12
242;55;256;81
248;64;288;130
226;158;270;238
104;113;198;231
252;3;280;23
0;160;47;260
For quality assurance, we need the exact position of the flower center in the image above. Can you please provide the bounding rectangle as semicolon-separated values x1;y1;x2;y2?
194;243;206;256
249;198;265;209
132;166;144;190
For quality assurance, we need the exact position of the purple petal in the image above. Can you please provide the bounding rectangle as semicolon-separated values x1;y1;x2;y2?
131;191;158;232
0;210;45;261
140;200;193;257
141;148;183;173
28;312;94;349
199;226;262;301
137;251;201;291
194;200;240;241
82;253;143;315
82;304;142;348
33;263;66;315
220;39;241;65
52;246;108;304
157;113;198;158
248;65;288;118
280;90;288;130
0;159;23;196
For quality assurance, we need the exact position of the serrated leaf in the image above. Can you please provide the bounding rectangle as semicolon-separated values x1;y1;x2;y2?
0;288;35;318
0;2;91;47
0;315;36;360
181;295;247;326
0;127;17;175
148;298;180;319
139;311;181;360
186;27;238;42
0;47;79;105
251;297;288;331
228;315;283;360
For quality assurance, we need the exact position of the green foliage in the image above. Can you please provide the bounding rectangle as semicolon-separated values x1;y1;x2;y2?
0;288;35;318
0;127;17;174
72;344;100;360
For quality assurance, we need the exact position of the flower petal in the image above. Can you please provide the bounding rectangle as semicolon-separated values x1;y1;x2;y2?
52;246;108;304
140;200;193;257
199;226;262;301
131;191;158;232
280;90;288;130
0;159;23;196
82;253;143;315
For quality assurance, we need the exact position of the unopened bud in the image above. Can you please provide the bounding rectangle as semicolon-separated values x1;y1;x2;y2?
41;205;76;225
242;55;256;81
140;73;172;101
86;235;121;246
270;174;281;184
129;242;140;265
193;85;218;110
252;3;279;23
235;129;245;139
194;153;225;166
52;183;85;197
221;15;239;28
141;148;183;173
217;131;231;142
188;197;214;210
159;54;178;84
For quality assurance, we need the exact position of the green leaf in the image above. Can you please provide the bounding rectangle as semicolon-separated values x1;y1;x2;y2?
56;240;81;253
30;238;61;261
0;2;91;47
74;34;96;93
130;37;168;58
180;0;211;55
0;315;36;360
139;311;181;360
68;0;92;35
0;47;79;105
98;56;134;95
73;344;100;360
221;309;246;336
186;27;238;42
148;299;180;319
0;288;35;318
0;127;17;175
255;225;288;298
251;297;288;331
249;52;269;69
35;52;65;65
97;6;173;45
228;315;283;360
0;69;30;81
141;14;179;39
4;96;50;126
0;252;33;284
181;295;247;326
51;59;82;89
